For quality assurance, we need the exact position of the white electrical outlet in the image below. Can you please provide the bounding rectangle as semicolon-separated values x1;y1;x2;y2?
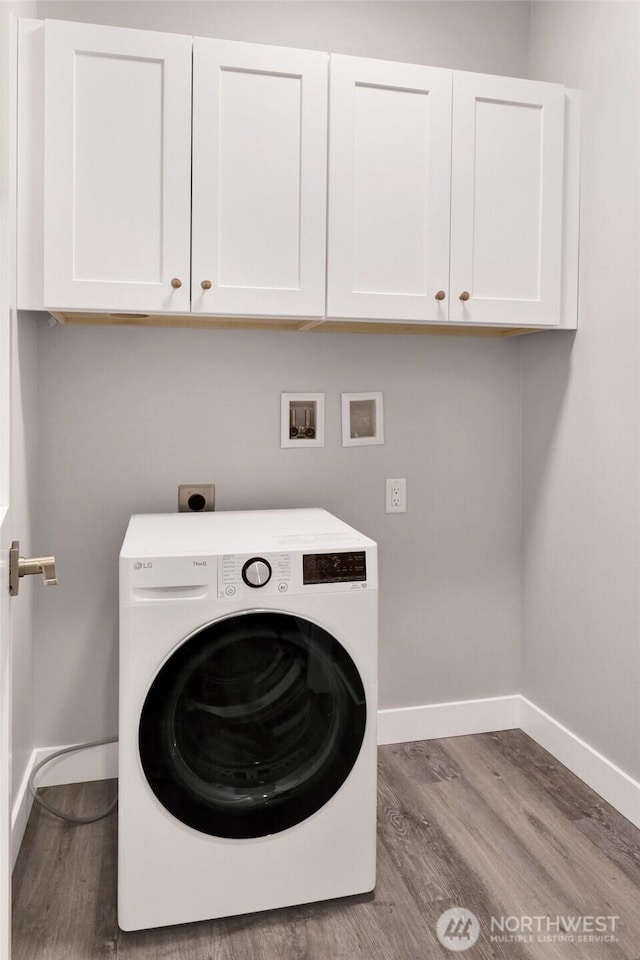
385;478;407;514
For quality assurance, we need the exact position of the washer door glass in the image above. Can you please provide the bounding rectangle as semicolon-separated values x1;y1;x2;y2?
139;611;367;838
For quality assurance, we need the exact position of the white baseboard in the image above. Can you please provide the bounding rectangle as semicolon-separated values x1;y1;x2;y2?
377;694;521;745
30;740;118;787
379;695;640;829
519;697;640;830
10;752;35;871
11;740;118;869
12;696;640;869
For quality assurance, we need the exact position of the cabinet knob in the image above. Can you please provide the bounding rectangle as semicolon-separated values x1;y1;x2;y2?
201;280;212;290
170;278;182;289
459;291;470;301
435;290;446;301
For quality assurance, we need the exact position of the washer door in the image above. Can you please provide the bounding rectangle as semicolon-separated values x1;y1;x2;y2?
139;611;367;838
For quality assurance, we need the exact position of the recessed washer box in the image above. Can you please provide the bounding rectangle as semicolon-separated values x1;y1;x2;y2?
281;393;325;448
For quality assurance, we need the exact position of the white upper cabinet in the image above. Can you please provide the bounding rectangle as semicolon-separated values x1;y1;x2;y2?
327;60;566;328
44;20;192;313
192;40;328;317
327;56;453;322
23;20;575;330
449;73;565;327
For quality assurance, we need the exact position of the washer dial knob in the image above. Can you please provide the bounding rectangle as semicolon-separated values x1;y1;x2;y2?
241;558;272;588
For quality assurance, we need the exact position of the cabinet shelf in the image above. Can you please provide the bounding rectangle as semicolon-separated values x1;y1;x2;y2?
49;310;543;339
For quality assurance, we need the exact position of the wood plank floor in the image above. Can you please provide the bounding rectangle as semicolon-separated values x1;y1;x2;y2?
12;730;640;960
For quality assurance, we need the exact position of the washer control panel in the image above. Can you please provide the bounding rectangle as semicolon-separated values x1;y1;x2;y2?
219;553;292;599
217;548;375;599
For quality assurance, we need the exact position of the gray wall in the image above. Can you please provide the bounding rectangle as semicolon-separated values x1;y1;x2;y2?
16;0;640;791
35;325;522;744
27;1;530;748
524;2;640;780
36;1;531;75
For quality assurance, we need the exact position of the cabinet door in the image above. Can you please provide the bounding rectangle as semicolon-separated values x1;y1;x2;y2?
192;40;328;317
449;73;564;326
44;20;192;313
327;56;452;322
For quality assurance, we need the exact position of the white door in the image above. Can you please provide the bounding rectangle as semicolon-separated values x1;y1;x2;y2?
0;238;10;960
0;351;10;960
192;39;328;318
449;72;565;327
0;7;13;959
44;20;192;314
327;55;452;323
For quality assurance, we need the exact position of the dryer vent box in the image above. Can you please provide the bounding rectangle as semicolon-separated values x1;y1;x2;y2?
341;392;384;447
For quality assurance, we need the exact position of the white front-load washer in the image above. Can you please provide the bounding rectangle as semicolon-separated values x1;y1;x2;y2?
118;508;377;931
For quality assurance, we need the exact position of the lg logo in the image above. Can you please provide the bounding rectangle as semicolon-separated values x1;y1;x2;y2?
133;561;153;570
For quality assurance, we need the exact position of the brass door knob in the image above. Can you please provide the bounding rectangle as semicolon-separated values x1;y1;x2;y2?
170;278;182;289
201;280;212;290
459;291;470;301
9;541;57;597
435;290;446;301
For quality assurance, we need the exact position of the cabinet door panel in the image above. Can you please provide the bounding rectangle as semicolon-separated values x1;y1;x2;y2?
450;73;564;326
327;56;452;322
192;40;327;317
44;20;192;313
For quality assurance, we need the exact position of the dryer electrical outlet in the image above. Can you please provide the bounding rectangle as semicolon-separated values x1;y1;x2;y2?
178;484;215;512
385;479;406;513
